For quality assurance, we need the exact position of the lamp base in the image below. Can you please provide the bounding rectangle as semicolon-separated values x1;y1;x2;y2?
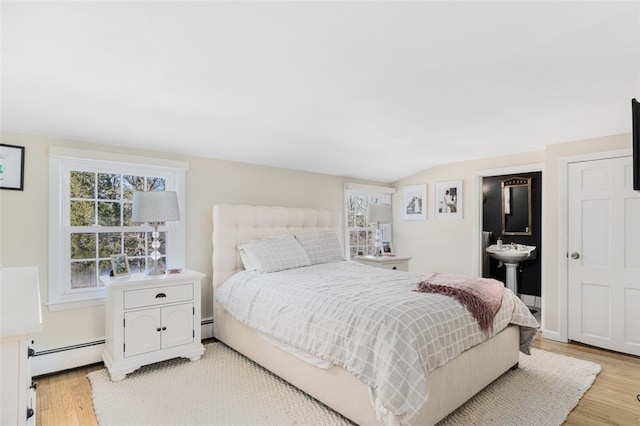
147;224;165;275
146;256;165;275
373;226;383;256
146;264;166;275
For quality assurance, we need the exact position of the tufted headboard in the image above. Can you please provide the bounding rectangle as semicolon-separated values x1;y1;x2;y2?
212;204;341;288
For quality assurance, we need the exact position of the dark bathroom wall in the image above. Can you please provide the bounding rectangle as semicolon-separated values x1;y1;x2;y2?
482;172;542;297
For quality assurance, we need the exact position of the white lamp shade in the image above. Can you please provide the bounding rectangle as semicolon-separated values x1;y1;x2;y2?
131;191;180;223
366;203;392;223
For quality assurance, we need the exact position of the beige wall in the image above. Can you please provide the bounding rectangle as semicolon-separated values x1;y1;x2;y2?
392;133;632;338
391;150;545;275
0;132;382;351
0;131;632;351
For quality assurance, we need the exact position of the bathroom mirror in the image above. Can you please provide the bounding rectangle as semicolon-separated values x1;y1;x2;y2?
501;177;532;236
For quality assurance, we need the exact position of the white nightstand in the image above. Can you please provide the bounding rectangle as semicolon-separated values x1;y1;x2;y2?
354;255;412;271
101;269;206;381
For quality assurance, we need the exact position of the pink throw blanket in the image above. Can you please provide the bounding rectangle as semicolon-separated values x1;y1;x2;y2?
415;273;504;332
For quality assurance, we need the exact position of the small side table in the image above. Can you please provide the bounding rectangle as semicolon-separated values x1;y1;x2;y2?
101;269;206;381
354;255;411;271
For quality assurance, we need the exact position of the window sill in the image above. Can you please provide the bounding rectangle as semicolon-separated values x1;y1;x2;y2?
47;297;105;312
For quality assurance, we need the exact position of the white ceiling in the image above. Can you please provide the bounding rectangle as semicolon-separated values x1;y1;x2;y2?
2;1;639;183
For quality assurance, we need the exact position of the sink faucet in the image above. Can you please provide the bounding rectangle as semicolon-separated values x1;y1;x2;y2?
511;242;517;249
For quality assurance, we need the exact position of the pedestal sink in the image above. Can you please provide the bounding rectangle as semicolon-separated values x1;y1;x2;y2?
485;244;536;294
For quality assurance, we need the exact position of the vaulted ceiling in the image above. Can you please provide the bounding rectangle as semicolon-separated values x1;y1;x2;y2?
2;1;639;182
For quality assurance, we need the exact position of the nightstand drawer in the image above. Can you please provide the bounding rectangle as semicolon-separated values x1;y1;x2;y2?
353;255;411;272
124;284;193;309
380;262;409;272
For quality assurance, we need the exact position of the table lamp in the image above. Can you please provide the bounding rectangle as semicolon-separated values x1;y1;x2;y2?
366;203;392;256
131;191;180;275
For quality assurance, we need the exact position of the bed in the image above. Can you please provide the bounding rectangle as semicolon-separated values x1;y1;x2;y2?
212;204;538;425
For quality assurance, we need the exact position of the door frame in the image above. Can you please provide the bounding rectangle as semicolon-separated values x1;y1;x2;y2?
557;148;632;343
472;163;544;306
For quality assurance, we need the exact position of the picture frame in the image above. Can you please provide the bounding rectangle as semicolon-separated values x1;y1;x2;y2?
382;240;393;255
402;184;427;220
434;180;463;220
110;254;131;277
0;144;25;191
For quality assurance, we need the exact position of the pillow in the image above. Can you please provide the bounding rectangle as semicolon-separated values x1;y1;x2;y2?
295;230;345;265
237;235;311;273
238;248;257;272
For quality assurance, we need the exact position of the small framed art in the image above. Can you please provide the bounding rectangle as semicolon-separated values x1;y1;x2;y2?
0;144;25;191
402;184;427;220
110;254;131;277
434;180;463;220
382;240;393;255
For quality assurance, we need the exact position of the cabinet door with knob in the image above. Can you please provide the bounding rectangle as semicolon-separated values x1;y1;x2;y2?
124;303;194;357
102;270;205;381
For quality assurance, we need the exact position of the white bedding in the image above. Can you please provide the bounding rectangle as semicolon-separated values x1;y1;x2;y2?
214;261;538;424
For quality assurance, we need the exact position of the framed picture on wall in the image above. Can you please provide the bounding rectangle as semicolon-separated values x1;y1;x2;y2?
434;180;463;220
402;184;427;220
0;144;25;191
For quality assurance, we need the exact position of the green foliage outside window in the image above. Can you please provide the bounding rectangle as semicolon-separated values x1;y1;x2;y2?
68;171;167;289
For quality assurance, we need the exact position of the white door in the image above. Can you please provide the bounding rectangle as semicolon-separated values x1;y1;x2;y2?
568;156;640;355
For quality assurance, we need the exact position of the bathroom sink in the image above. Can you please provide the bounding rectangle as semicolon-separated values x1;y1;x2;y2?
485;243;536;295
486;244;536;264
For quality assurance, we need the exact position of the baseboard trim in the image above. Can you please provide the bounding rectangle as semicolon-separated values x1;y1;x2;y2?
201;316;214;340
541;329;565;342
33;340;105;377
33;318;215;376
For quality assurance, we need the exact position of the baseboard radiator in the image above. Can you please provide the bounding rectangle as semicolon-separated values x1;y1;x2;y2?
32;318;214;376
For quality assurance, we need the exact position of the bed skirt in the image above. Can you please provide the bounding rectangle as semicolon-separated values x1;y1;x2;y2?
213;300;520;425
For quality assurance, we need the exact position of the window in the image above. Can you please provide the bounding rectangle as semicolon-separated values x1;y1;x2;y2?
344;183;396;259
49;148;188;310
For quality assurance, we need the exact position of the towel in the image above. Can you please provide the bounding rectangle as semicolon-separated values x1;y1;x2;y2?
482;231;491;278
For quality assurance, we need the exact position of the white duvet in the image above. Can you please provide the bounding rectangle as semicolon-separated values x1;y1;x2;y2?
214;261;538;424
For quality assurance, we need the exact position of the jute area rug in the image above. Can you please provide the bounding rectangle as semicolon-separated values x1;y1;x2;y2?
88;343;600;426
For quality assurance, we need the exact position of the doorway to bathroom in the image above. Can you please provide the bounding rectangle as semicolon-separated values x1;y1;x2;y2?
476;167;543;321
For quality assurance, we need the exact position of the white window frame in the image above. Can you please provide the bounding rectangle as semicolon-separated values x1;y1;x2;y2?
344;183;396;259
48;147;188;311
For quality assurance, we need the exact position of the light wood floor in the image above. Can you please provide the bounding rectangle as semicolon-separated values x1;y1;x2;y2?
34;334;640;426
